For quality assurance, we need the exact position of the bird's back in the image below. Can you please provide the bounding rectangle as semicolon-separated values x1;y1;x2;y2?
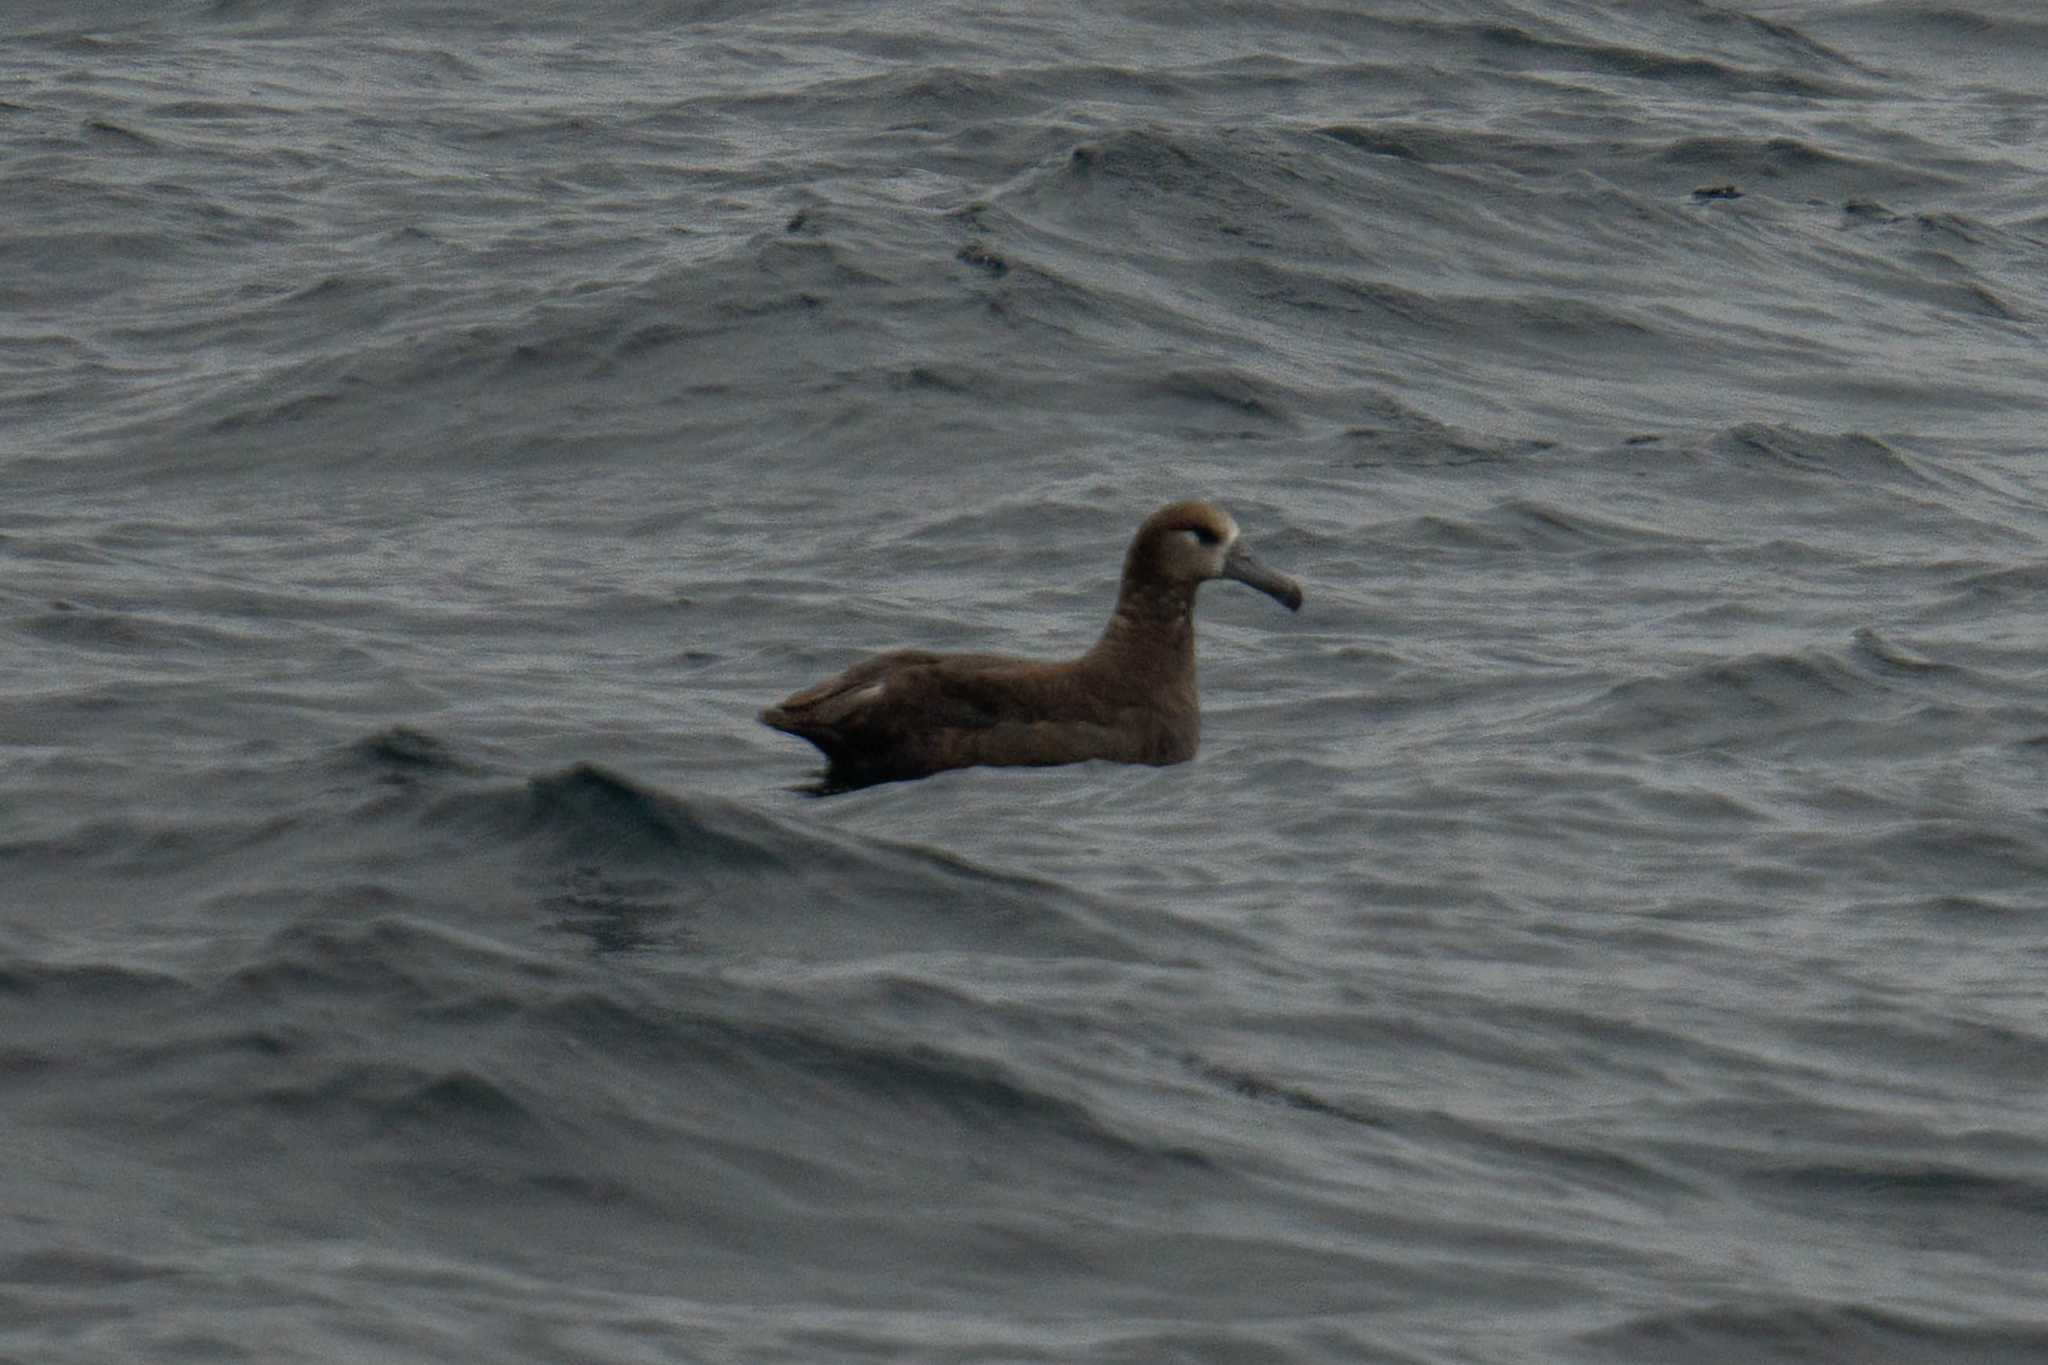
760;647;1194;788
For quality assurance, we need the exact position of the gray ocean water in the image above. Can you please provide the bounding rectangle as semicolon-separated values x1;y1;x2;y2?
5;1;2048;1361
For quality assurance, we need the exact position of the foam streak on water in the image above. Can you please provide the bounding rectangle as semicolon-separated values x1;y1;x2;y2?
4;2;2048;1361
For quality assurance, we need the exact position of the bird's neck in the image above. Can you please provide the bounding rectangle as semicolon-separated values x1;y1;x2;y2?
1086;578;1198;684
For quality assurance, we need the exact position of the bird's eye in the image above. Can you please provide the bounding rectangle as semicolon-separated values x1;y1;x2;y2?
1191;527;1220;546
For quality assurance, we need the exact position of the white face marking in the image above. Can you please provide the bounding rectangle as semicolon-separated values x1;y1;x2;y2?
1178;512;1240;577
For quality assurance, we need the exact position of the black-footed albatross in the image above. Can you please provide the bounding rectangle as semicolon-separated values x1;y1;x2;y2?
761;499;1304;791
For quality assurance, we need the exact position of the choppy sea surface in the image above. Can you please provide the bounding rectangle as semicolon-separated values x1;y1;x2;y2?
6;2;2048;1361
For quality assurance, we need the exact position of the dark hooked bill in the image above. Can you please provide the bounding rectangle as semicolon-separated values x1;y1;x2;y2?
1223;545;1304;611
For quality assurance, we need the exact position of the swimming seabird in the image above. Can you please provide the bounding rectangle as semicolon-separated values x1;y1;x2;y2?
760;499;1304;790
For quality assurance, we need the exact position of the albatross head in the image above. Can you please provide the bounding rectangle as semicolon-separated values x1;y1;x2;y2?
1132;500;1305;611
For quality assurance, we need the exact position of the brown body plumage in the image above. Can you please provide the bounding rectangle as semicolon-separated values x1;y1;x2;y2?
761;500;1303;791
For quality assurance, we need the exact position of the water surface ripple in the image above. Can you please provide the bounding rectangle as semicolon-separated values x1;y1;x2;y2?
4;2;2047;1362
